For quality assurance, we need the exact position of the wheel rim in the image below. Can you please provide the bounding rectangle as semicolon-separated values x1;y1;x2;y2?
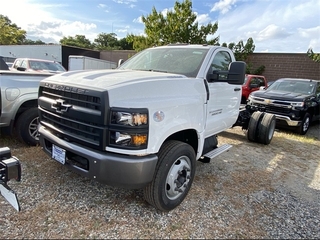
28;117;39;141
303;117;310;132
165;156;192;200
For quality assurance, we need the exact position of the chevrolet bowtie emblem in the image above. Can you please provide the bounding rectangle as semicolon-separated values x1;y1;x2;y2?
52;99;72;113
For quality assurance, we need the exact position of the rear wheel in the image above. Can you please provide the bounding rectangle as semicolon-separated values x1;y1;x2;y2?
257;113;276;144
15;108;39;146
143;140;196;212
296;113;311;135
247;111;264;142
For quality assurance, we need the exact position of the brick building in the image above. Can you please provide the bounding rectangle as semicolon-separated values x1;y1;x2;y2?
247;53;319;82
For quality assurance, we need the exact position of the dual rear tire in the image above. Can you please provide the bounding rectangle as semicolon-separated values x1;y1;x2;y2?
247;111;276;145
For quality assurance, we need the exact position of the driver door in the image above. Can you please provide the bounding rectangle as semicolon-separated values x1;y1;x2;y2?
204;50;242;137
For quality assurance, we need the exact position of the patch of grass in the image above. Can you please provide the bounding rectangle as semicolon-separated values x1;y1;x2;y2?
276;131;319;144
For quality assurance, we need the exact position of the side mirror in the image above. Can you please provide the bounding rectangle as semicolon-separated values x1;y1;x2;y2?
16;67;26;71
207;61;246;85
227;61;246;84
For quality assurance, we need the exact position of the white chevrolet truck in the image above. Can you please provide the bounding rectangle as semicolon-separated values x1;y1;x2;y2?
38;44;276;211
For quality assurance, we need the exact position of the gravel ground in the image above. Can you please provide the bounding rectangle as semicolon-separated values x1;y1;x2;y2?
0;123;319;239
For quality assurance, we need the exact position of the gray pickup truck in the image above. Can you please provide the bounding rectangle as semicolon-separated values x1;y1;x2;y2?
0;57;53;145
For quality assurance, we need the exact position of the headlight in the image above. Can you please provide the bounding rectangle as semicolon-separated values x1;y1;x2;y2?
291;102;304;107
110;108;148;149
113;132;147;146
112;111;148;126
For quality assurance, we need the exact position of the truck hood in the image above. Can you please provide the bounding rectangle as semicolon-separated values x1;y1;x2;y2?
40;68;206;110
251;89;308;101
43;69;186;89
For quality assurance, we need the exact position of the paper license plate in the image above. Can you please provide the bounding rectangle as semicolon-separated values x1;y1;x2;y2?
52;144;66;164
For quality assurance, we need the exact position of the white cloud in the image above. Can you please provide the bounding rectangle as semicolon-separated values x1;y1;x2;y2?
298;26;320;51
255;24;291;41
133;16;143;24
161;8;170;17
210;0;238;14
298;26;320;39
112;0;137;5
215;0;320;52
195;13;211;25
98;3;109;12
98;4;107;8
117;25;130;33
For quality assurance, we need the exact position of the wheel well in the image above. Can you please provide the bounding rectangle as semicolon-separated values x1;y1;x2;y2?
306;109;314;119
165;129;198;155
14;100;38;125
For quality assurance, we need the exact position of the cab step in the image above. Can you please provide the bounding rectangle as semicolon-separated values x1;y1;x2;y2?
199;144;232;163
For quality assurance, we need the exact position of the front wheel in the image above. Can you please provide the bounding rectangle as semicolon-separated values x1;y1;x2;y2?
15;108;39;146
296;113;311;135
143;140;196;212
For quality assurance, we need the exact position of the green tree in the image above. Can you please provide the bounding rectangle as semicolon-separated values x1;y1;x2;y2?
126;34;151;52
59;35;94;49
222;38;264;74
23;39;46;45
223;37;255;61
0;15;26;44
118;37;133;50
307;48;320;63
128;0;219;51
94;33;119;50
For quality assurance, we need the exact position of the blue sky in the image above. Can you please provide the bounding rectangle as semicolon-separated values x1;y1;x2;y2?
1;0;320;53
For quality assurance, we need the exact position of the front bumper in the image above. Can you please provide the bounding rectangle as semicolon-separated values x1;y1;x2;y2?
246;101;302;127
38;125;158;189
274;114;301;127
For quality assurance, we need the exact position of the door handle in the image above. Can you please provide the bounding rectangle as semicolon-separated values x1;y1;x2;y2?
234;88;241;91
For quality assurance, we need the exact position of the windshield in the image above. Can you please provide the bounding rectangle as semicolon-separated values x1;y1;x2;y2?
29;60;66;72
267;80;316;95
118;47;209;78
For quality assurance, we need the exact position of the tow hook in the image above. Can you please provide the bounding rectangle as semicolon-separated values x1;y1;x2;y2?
0;147;22;211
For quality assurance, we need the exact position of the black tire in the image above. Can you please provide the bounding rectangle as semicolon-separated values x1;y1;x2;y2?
296;113;311;135
257;113;276;145
247;111;264;142
15;108;39;146
143;140;196;212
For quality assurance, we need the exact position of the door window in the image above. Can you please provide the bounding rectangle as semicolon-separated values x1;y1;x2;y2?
210;51;232;79
13;59;22;69
21;60;27;68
